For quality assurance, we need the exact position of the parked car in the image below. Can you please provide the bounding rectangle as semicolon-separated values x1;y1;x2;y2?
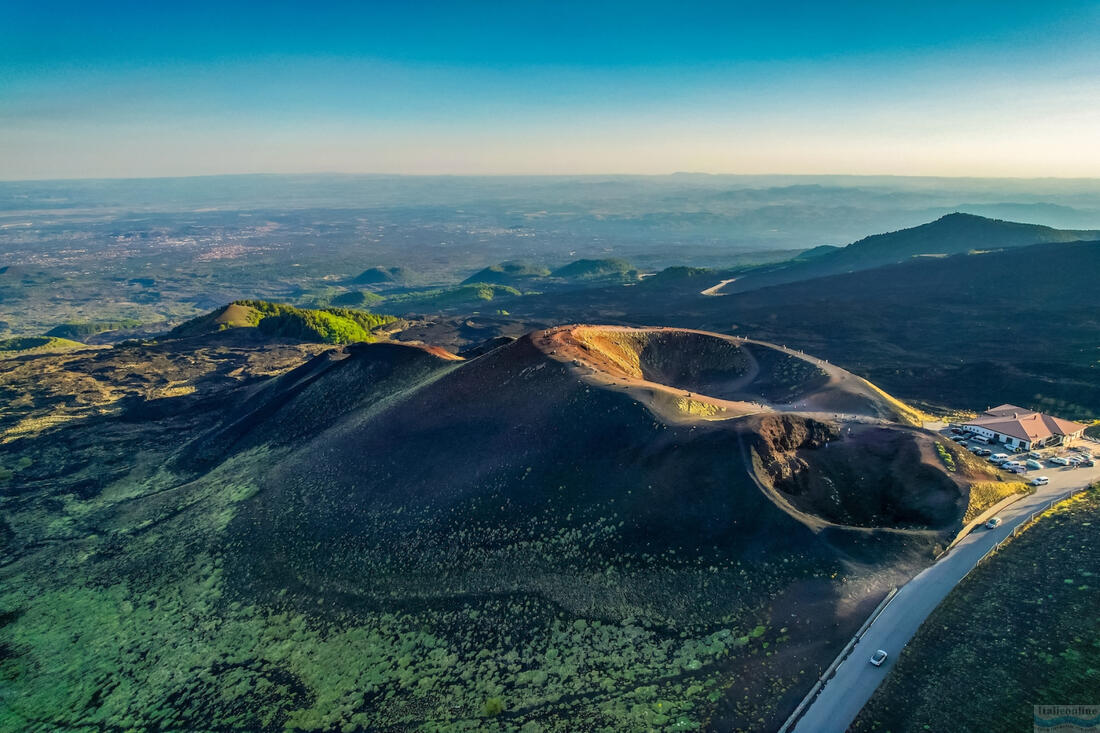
1004;466;1026;474
1028;452;1042;459
1026;459;1043;470
1082;459;1095;468
969;446;984;454
952;435;968;443
990;453;1009;462
870;649;888;667
1031;476;1049;486
978;448;993;456
1050;457;1071;466
985;517;1003;529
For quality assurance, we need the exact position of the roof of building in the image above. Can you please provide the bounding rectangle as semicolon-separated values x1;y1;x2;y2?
964;406;1087;442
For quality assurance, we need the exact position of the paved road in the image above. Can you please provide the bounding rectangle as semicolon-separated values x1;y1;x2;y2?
700;277;737;296
791;456;1100;733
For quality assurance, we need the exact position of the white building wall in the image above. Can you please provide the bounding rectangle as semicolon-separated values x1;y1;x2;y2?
962;424;1032;450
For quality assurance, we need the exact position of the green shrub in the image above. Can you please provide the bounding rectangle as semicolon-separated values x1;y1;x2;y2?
231;300;395;344
935;443;957;472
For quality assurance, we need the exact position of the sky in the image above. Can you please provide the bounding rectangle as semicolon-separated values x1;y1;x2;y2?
2;1;1099;180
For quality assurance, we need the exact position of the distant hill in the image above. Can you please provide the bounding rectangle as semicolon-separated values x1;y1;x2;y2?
460;260;550;286
379;282;525;312
168;300;396;344
642;266;715;286
722;213;1100;293
0;335;86;355
551;257;638;281
329;290;385;308
45;319;144;341
350;266;412;285
460;258;645;289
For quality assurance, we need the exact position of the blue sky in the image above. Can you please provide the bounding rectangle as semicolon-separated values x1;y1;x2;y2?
2;1;1099;179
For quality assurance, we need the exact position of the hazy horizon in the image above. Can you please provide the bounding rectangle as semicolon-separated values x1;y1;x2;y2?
4;171;1100;185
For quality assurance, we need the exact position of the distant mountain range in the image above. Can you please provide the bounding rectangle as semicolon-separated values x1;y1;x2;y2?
719;213;1100;294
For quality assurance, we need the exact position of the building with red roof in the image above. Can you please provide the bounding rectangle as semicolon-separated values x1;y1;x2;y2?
962;404;1087;451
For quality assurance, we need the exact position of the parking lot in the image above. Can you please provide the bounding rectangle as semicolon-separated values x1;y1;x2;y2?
938;425;1098;481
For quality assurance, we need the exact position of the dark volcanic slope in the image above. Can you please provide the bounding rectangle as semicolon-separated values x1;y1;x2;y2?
702;240;1100;416
218;328;962;729
0;327;976;733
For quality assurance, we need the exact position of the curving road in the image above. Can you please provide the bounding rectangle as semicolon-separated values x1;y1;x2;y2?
700;277;737;296
790;457;1100;733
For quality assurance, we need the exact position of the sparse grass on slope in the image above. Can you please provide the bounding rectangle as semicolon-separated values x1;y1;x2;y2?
964;480;1032;523
858;379;932;427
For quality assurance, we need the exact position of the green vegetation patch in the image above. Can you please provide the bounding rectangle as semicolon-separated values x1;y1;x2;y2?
935;442;957;472
169;300;396;344
0;336;85;354
852;484;1100;733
